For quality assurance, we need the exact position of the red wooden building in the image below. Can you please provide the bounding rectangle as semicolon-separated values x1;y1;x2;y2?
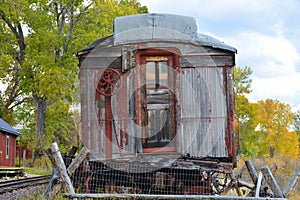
0;118;21;167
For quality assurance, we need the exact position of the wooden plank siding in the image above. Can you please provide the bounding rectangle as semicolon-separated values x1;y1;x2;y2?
80;43;234;160
177;66;228;157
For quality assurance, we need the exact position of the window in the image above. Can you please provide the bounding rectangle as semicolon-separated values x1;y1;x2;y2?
6;135;10;159
146;61;168;90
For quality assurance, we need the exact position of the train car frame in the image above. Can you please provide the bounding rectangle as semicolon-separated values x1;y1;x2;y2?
77;13;237;195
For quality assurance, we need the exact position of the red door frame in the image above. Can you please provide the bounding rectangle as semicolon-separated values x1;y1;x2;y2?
135;49;179;153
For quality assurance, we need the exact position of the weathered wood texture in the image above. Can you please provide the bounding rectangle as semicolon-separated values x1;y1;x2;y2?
245;160;258;184
80;40;235;161
270;163;278;174
231;171;242;196
44;148;61;200
261;166;283;198
50;142;75;195
255;172;263;198
282;168;299;197
44;143;89;199
67;147;89;175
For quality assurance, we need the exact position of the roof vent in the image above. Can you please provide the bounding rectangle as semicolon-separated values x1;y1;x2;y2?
113;13;198;44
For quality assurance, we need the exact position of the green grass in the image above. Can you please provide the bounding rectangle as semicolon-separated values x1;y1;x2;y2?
24;167;51;176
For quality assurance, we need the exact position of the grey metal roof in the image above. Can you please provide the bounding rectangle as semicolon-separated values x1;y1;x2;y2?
114;13;198;37
113;13;236;52
113;13;198;44
78;13;237;54
0;118;21;136
195;33;237;53
77;35;112;55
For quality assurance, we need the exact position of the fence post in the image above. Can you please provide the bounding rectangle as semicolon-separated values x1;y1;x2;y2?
44;148;61;199
282;168;299;197
261;166;283;198
67;147;89;175
245;160;258;184
255;172;263;198
44;143;90;199
50;142;75;194
230;171;242;196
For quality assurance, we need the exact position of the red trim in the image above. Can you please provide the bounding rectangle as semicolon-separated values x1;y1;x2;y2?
142;147;176;153
136;48;179;152
224;67;236;165
136;48;180;69
105;95;112;159
136;48;180;57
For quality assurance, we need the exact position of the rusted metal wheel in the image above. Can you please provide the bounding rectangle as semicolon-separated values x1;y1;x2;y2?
96;68;121;96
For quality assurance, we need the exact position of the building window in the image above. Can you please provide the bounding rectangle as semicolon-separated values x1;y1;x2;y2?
6;135;10;159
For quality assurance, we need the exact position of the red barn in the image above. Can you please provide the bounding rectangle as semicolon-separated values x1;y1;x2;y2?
0;118;21;167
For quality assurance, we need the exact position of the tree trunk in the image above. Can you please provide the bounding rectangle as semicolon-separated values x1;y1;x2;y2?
269;146;275;158
33;93;47;136
32;93;47;160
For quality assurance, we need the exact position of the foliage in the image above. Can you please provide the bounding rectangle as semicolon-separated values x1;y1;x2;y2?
293;110;300;146
234;66;252;95
236;96;259;156
255;99;297;159
234;66;258;156
24;167;51;176
0;185;46;200
0;95;15;124
76;0;148;45
0;0;148;160
0;0;29;124
234;66;299;159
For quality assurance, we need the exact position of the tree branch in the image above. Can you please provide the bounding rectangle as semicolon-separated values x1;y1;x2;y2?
8;97;31;109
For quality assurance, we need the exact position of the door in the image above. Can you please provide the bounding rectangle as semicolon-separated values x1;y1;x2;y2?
139;54;176;152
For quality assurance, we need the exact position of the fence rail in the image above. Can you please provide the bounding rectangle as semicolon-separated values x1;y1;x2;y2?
45;142;299;200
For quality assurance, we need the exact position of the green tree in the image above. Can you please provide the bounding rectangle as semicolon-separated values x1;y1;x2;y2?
292;110;300;154
234;66;258;156
235;95;258;156
234;66;252;95
293;110;300;141
0;0;147;158
0;0;29;124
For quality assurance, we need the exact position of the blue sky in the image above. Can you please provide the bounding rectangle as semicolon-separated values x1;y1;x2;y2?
139;0;300;110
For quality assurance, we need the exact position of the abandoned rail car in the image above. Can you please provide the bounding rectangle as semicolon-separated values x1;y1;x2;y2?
77;13;237;195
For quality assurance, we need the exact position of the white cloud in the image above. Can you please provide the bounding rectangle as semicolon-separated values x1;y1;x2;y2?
226;31;300;78
247;73;300;109
140;0;263;16
226;32;300;108
140;0;300;21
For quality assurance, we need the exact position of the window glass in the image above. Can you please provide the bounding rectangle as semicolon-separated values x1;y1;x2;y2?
146;61;168;90
159;62;168;88
146;62;155;88
6;135;9;159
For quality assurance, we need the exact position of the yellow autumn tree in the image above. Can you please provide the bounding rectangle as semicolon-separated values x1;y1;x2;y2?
276;131;299;160
255;99;298;159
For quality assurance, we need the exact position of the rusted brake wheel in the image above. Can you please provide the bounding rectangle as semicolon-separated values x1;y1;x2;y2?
96;68;121;96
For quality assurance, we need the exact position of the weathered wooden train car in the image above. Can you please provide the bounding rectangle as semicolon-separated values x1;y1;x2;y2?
77;13;237;195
